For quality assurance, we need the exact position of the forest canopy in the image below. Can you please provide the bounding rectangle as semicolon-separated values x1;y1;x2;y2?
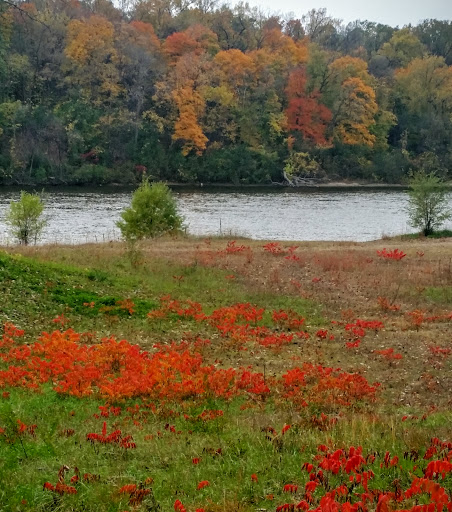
0;0;451;185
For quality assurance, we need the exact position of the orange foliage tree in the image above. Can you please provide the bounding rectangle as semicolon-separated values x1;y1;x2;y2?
127;20;160;50
172;86;208;155
164;31;200;60
214;49;256;97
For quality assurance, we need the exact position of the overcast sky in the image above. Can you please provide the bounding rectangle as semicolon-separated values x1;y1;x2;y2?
243;0;452;27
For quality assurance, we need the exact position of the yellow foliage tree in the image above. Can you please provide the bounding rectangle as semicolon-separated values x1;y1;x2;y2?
261;27;308;66
395;56;452;114
378;28;425;68
323;56;379;146
334;77;378;146
65;15;122;103
329;56;372;86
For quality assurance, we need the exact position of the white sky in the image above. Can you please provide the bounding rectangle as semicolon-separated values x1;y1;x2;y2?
243;0;452;27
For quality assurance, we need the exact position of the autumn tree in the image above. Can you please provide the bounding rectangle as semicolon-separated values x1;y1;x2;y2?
328;56;371;89
164;31;199;60
64;15;122;103
332;77;377;146
261;27;307;66
214;49;255;100
172;86;208;155
395;56;452;154
327;57;379;146
395;57;452;115
285;67;332;147
185;25;220;55
63;15;124;167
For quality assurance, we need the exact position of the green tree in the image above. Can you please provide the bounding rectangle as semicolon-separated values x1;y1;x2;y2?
117;180;182;241
406;171;452;236
5;191;46;245
378;28;425;68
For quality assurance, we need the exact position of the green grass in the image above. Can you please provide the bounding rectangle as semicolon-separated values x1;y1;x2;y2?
424;286;452;304
425;229;452;239
2;385;452;512
400;229;452;240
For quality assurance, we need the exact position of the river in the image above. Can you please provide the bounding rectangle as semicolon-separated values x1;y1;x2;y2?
0;187;451;244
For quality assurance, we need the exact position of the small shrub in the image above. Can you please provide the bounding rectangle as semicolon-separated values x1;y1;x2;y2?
117;179;183;242
4;191;47;245
406;171;452;236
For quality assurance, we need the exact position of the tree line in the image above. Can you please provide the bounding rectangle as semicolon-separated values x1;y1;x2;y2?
0;0;451;186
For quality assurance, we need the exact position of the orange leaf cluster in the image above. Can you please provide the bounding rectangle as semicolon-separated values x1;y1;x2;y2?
0;324;379;408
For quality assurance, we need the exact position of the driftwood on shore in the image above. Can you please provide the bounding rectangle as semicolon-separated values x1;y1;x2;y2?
282;171;325;187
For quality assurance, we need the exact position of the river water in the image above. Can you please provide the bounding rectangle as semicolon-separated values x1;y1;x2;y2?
0;187;451;244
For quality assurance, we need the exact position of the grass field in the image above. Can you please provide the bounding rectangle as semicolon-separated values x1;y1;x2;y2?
1;235;452;512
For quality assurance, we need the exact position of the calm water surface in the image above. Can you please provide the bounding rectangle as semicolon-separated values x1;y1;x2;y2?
0;187;451;244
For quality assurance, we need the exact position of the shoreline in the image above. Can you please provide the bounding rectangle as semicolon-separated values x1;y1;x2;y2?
3;179;451;191
0;181;408;191
167;181;407;190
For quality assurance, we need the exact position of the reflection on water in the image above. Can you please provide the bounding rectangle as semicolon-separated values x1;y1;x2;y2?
0;187;451;244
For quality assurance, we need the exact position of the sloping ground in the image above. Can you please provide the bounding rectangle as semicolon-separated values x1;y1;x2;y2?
1;237;452;511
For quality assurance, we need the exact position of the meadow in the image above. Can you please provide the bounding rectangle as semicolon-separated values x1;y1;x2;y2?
1;235;452;512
